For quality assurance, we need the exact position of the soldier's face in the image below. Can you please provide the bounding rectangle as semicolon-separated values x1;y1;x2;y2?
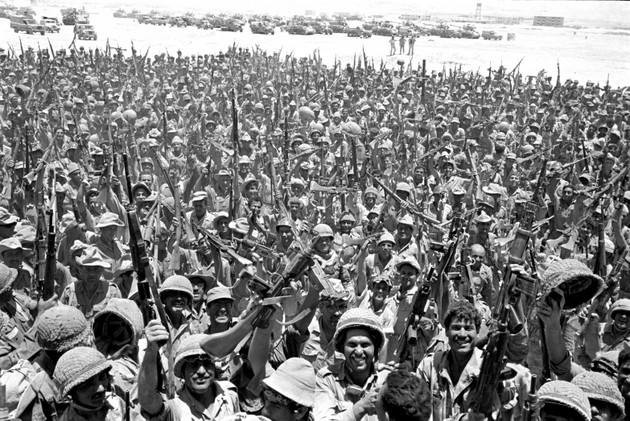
1;249;23;269
315;236;332;254
364;194;376;207
183;356;216;394
447;317;478;357
278;227;293;246
397;225;412;241
619;360;630;401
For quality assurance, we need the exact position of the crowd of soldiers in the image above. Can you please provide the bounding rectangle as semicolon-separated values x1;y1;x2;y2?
0;40;628;421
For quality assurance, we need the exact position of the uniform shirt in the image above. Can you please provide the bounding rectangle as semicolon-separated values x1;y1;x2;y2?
188;210;215;238
149;382;239;421
365;252;398;285
314;362;389;421
417;348;499;421
470;263;494;306
60;279;122;321
301;316;342;373
395;239;419;261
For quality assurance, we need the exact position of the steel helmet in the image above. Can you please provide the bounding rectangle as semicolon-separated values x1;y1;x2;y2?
110;111;123;122
333;308;386;356
342;121;362;136
498;121;510;132
122;109;137;122
312;224;334;238
310;122;324;136
298;106;315;121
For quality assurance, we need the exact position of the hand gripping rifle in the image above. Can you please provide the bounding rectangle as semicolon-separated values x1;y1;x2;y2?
397;208;463;363
200;245;316;359
230;89;240;220
191;221;252;267
127;208;176;398
521;374;538;421
470;163;545;417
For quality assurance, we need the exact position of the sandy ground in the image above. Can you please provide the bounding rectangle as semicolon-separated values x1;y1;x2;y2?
3;6;630;87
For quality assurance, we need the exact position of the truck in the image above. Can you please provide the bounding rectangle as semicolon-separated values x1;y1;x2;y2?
9;15;46;35
481;30;502;40
40;16;61;33
75;23;97;40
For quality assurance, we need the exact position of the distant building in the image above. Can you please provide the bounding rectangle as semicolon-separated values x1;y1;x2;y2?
493;16;524;25
533;16;564;27
400;14;430;21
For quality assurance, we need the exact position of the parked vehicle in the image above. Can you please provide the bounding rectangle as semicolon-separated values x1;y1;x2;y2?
221;20;243;32
481;30;502;40
372;26;394;36
10;15;45;35
40;17;60;33
195;19;212;29
250;21;274;34
347;27;371;38
75;23;97;40
137;14;152;24
329;23;347;33
309;21;332;35
150;16;168;26
286;24;309;35
460;24;480;39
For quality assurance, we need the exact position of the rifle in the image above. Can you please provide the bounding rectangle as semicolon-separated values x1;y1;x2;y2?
122;152;134;206
235;237;280;260
399;134;408;174
34;161;47;300
230;89;239;220
192;221;251;266
521;375;538;421
127;208;176;398
283;116;290;183
350;136;359;187
463;141;482;205
0;383;17;421
421;59;426;101
471;171;543;417
310;180;356;195
367;171;440;226
200;245;316;358
124;390;130;421
593;157;610;279
396;236;460;363
42;209;56;300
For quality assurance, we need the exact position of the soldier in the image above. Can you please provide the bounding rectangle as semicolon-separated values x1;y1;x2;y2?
139;332;239;420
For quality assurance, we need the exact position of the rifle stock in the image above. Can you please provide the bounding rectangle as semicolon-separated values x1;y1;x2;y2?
201;247;314;358
127;208;175;398
42;209;56;300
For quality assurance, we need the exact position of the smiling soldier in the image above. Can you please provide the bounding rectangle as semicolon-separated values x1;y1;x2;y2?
417;300;489;421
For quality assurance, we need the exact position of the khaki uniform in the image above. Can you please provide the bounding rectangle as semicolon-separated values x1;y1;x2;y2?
314;362;389;421
148;382;239;421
